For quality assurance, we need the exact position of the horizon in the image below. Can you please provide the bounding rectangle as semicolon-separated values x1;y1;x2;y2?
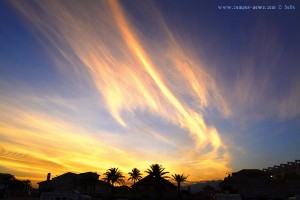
0;0;300;189
5;159;297;188
3;167;223;188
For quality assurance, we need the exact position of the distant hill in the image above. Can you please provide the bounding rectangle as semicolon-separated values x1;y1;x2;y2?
182;180;222;193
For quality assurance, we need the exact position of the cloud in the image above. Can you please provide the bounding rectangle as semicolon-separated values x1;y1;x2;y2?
278;79;300;120
0;98;146;185
212;15;300;124
7;0;232;183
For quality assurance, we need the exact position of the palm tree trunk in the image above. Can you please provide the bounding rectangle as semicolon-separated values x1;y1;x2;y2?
111;183;114;198
176;182;182;200
156;183;159;200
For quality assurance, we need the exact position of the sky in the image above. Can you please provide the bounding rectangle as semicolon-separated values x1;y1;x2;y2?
0;0;300;186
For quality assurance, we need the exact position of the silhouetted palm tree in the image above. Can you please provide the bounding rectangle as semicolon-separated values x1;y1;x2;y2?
128;168;142;185
172;174;188;191
145;164;169;178
145;164;170;200
102;167;125;196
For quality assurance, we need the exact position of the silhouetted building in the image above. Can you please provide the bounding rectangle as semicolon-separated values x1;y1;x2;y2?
220;169;270;198
263;160;300;178
131;175;177;199
0;173;14;198
38;172;111;196
47;173;51;181
219;168;300;199
0;173;31;198
284;174;300;196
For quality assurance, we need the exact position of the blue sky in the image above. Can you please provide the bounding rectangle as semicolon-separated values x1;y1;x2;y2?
0;0;299;185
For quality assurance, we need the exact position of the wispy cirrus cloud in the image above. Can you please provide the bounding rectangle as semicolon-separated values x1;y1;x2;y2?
5;0;233;184
227;22;300;123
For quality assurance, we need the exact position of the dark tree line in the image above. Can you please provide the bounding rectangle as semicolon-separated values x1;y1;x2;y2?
102;164;188;200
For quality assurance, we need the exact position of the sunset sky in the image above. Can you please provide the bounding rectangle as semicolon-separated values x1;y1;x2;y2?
0;0;300;186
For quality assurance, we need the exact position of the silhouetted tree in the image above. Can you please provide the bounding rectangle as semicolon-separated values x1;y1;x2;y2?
102;167;125;196
128;168;142;185
172;174;188;191
145;164;170;200
145;164;169;179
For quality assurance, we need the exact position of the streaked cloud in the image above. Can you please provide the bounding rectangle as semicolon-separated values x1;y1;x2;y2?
2;0;236;185
225;27;300;123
